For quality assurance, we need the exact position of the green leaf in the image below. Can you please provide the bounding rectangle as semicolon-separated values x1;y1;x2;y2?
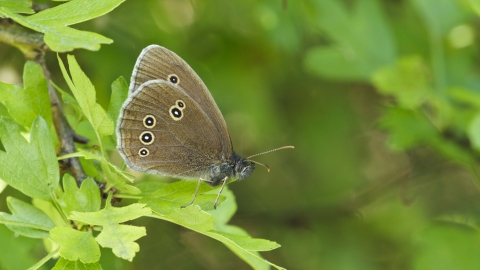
135;180;168;196
207;189;281;270
372;56;433;108
108;76;128;130
52;82;84;126
58;174;101;217
208;230;280;251
141;180;226;215
58;54;114;138
70;203;151;225
0;0;125;51
70;201;150;262
165;205;215;232
206;230;283;270
0;197;55;238
50;227;101;263
0;0;33;14
100;158;140;194
305;0;396;81
32;198;68;229
208;187;237;228
0;61;52;128
96;224;146;261
0;179;6;194
52;258;102;270
0;117;58;201
148;202;283;270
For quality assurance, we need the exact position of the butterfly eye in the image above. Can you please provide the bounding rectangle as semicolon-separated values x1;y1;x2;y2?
143;115;156;128
168;74;179;84
139;131;155;145
176;100;185;109
138;148;149;157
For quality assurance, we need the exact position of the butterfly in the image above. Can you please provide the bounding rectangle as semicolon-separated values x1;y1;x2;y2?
117;45;292;208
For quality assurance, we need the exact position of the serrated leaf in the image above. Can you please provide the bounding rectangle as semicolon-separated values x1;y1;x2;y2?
0;0;125;51
108;76;128;130
70;203;151;225
58;54;114;137
50;227;101;263
0;0;33;14
52;258;102;270
0;117;58;201
96;224;146;261
209;231;280;251
206;230;283;270
149;202;283;270
0;197;55;238
141;180;226;215
58;174;101;217
0;61;52;128
70;201;149;262
206;188;281;270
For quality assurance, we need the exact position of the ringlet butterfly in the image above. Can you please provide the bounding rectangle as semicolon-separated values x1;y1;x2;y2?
117;45;293;208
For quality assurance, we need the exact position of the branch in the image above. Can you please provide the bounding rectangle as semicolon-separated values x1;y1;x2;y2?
0;18;88;185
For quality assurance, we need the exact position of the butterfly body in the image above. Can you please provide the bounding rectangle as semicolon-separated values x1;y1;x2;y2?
207;153;255;186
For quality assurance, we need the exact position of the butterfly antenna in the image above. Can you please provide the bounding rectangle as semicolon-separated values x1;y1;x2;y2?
245;146;294;172
245;159;271;172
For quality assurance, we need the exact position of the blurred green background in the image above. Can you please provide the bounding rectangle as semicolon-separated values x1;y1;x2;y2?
3;0;480;269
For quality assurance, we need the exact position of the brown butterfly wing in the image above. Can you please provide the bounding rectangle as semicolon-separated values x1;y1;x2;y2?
117;80;223;179
129;45;233;157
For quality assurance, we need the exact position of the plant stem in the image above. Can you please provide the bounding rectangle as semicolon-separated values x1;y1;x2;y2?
0;18;89;186
114;194;143;200
27;247;59;270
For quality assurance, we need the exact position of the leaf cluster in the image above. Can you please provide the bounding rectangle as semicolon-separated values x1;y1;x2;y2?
0;1;284;269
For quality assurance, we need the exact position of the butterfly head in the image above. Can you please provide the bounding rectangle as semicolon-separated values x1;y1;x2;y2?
235;158;255;180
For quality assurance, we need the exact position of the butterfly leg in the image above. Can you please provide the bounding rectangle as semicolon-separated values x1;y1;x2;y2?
213;176;228;209
181;178;204;208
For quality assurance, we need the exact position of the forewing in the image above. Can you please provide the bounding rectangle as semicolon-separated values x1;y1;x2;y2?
129;45;233;156
117;80;223;178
